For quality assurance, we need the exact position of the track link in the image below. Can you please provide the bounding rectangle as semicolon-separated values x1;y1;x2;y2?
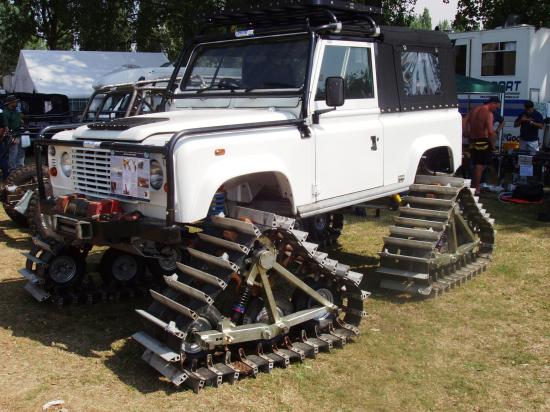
376;174;495;297
132;206;369;392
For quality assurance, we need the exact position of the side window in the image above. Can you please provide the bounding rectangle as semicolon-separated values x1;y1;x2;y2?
316;46;375;101
401;51;442;96
481;41;516;76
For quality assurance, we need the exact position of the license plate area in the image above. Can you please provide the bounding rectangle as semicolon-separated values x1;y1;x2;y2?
109;151;151;202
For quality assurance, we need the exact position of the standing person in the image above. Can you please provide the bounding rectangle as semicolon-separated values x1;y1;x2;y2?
514;100;544;154
463;97;501;195
0;106;8;180
3;95;25;170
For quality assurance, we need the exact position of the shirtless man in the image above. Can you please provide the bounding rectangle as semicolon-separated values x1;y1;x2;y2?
463;97;501;195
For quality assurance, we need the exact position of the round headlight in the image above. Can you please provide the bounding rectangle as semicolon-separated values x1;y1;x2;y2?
48;146;56;156
60;152;72;177
150;159;164;190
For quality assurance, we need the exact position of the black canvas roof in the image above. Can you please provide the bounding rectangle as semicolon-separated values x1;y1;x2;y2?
380;26;453;48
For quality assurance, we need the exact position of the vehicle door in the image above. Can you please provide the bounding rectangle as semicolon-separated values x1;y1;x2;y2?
311;40;383;201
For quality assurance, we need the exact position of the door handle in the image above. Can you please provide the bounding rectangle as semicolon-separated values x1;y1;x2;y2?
371;136;378;151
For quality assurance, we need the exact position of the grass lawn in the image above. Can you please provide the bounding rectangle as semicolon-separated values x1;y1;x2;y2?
0;195;548;411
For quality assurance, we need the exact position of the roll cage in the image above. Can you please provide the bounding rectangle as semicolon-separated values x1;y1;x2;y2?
81;78;173;123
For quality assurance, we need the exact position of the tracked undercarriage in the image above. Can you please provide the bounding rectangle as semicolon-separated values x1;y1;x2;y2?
376;175;495;297
132;207;367;391
18;175;494;390
19;206;368;391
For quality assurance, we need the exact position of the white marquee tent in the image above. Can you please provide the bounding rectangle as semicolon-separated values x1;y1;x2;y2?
13;50;169;100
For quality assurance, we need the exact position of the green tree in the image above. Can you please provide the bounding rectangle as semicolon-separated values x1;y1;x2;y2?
436;19;451;31
380;0;417;26
28;0;75;50
0;1;35;74
76;0;135;51
410;7;432;30
454;0;550;30
134;0;224;59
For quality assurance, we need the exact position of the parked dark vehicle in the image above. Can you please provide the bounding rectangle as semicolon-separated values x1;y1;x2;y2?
1;80;170;229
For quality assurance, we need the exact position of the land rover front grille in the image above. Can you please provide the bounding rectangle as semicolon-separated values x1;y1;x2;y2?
72;148;112;197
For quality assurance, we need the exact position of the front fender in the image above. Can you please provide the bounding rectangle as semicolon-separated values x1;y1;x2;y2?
172;131;306;223
406;134;460;183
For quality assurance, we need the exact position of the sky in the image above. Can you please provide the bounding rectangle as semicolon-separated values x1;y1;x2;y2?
414;0;459;28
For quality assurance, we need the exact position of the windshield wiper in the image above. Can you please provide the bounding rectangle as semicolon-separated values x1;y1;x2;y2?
195;85;239;94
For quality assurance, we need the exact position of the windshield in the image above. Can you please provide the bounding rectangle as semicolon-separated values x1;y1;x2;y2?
181;36;309;92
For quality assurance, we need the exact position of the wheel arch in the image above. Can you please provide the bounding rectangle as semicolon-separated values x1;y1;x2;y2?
407;134;460;181
177;164;297;223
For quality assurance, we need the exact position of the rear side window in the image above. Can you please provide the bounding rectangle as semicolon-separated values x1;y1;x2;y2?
316;46;375;101
401;51;442;96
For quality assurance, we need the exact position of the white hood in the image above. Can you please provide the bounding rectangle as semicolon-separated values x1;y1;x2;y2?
72;108;297;143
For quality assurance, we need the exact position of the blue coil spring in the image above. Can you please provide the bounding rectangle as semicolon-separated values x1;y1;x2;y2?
208;192;226;216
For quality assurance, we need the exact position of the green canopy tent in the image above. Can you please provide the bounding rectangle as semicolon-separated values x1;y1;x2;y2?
456;74;506;95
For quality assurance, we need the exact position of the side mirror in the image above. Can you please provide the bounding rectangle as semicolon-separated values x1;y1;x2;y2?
313;77;345;124
325;77;345;107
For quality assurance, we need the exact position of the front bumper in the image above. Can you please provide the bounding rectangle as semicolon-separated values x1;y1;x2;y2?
40;199;182;245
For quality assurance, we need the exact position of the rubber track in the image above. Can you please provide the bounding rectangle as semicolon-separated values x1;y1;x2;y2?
376;175;495;297
132;206;369;392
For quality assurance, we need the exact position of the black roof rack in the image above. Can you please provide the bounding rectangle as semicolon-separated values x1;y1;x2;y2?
202;0;382;38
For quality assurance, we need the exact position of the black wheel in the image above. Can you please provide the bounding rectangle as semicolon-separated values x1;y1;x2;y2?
146;246;184;278
3;165;49;227
302;213;344;245
99;248;146;286
45;247;86;289
293;278;341;321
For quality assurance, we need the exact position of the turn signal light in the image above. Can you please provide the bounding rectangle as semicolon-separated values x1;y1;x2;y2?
215;148;226;156
164;182;169;193
49;167;58;177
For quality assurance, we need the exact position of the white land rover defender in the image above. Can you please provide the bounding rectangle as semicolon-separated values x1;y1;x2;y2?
20;1;494;391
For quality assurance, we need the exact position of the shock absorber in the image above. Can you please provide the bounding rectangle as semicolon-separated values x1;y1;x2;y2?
208;190;226;216
231;284;252;323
